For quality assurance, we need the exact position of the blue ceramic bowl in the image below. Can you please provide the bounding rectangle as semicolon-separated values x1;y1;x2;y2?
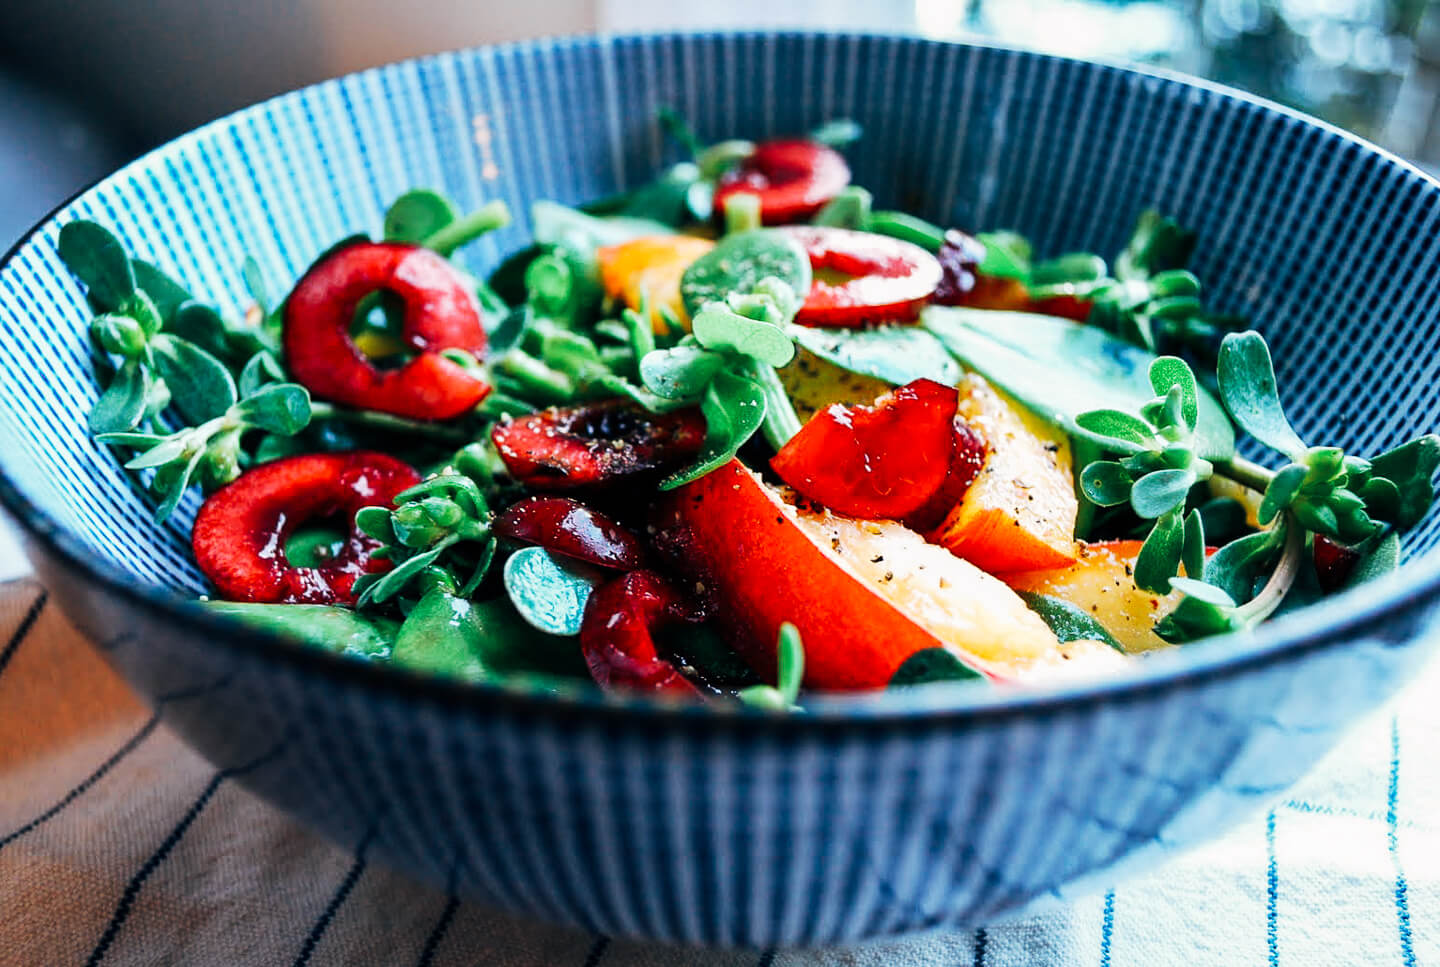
3;32;1440;947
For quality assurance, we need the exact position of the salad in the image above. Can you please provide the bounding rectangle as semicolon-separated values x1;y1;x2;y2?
56;114;1439;707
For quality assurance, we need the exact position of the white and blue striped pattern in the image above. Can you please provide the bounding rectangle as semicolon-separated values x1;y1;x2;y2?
1;33;1439;946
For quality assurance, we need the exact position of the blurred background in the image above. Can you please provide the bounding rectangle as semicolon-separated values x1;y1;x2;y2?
0;0;1437;248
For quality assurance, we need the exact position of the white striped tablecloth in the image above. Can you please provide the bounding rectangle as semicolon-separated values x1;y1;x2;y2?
1;574;1437;966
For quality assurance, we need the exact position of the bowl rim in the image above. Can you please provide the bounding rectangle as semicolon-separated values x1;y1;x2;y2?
3;28;1439;729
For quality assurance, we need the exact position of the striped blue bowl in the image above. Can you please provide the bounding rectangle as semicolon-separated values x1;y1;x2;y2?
3;32;1440;948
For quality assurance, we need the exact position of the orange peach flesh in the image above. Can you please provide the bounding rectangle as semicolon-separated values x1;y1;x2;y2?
929;374;1079;573
1003;541;1188;653
597;235;715;331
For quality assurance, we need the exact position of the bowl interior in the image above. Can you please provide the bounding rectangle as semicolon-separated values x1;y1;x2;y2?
2;33;1439;657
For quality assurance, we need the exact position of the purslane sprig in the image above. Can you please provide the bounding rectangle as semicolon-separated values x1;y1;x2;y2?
98;383;312;520
1077;356;1212;593
353;453;498;608
1076;329;1439;639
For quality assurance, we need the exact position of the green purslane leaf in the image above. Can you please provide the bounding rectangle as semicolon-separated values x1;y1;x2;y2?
1154;593;1244;643
384;188;458;244
1114;210;1196;281
691;304;796;368
1017;592;1123;652
88;358;149;434
531;200;671;258
1181;508;1206;582
867;211;947;251
812;186;873;229
153;446;205;522
502;546;601;637
1345;530;1401;589
354;505;397;544
1259;463;1308;525
1290;498;1340;536
1167;577;1237;608
1135;511;1184;593
740;622;808;709
1149;356;1199;431
391;588;490;682
680;229;811;321
133;259;196;325
640;342;724;400
1029;252;1107;288
1130;468;1197;519
1079;460;1134;507
94;431;164;450
888;647;983;686
585;162;708;226
1073;409;1155;452
809;118;863;147
1367;435;1440;529
240;255;269;315
91;313;147;357
123;434;192;470
150;333;238;425
975;231;1031;281
204;602;399;660
1203;526;1284;603
661;366;768;490
360;541;453;607
238;351;286;398
1217;331;1307;459
231;383;312;435
58;220;136;311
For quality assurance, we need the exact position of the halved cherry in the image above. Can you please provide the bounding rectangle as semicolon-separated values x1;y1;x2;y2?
494;496;646;570
579;570;701;695
284;241;490;420
1314;535;1361;592
771;378;960;520
779;226;942;327
490;401;706;490
192;451;420;605
713;139;851;223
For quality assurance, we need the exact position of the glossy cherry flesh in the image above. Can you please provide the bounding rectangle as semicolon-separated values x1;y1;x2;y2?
192;451;420;605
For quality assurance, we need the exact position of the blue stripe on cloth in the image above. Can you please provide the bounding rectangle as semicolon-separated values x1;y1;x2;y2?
1100;890;1115;967
84;770;230;967
581;935;610;967
973;927;988;967
292;834;373;967
0;712;161;853
414;894;460;967
0;588;46;682
1266;809;1279;967
1387;717;1416;967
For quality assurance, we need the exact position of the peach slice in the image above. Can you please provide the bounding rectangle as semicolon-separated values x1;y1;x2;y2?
929;374;1079;572
1003;540;1188;653
657;460;1122;689
597;235;714;331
